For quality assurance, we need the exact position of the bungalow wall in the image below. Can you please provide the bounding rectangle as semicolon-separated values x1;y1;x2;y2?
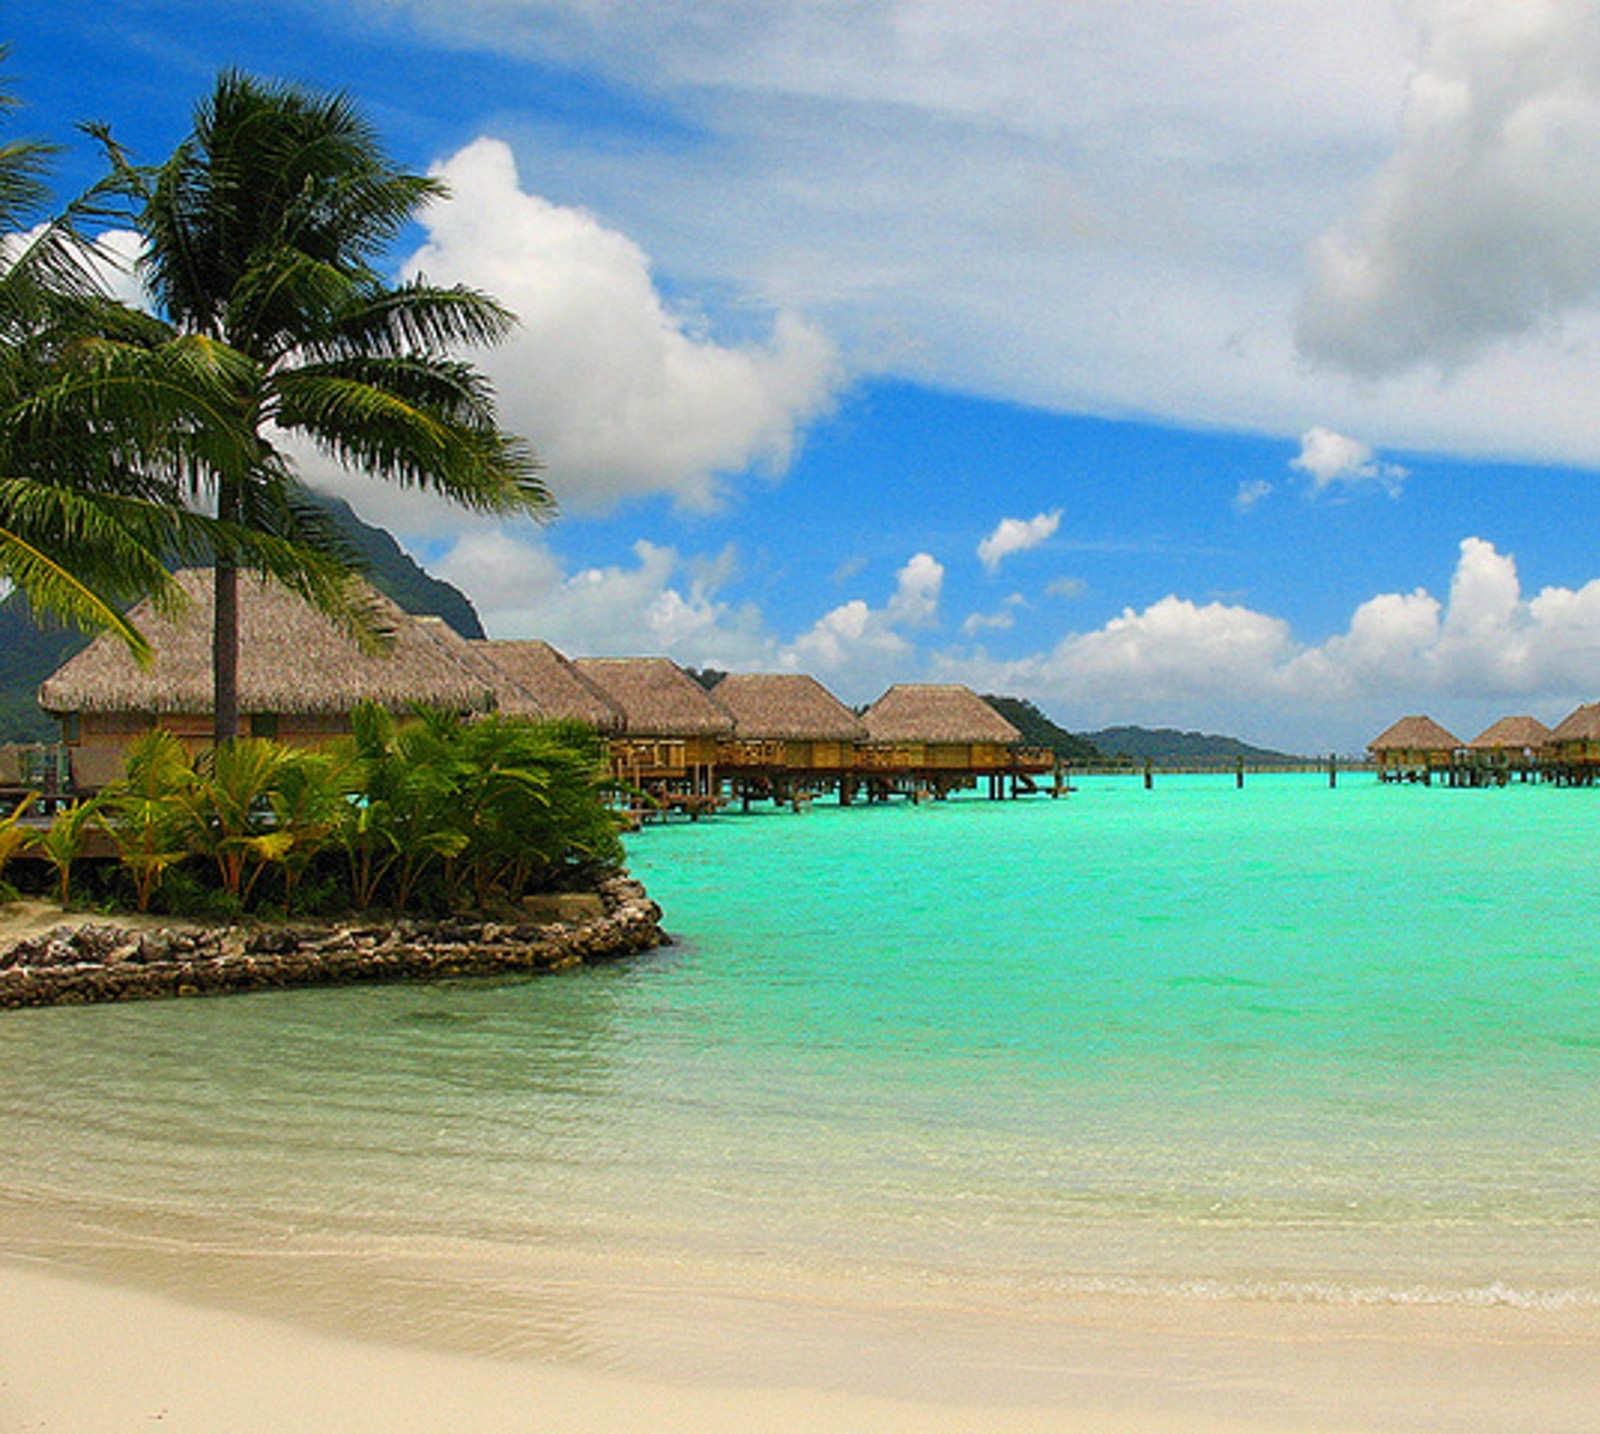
717;738;858;773
1375;746;1454;773
69;709;354;756
608;735;720;780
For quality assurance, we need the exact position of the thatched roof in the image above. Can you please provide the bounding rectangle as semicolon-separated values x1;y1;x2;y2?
38;569;495;716
1367;715;1461;752
1548;702;1600;743
1466;715;1551;751
861;684;1021;744
470;640;625;732
710;673;866;742
572;658;734;737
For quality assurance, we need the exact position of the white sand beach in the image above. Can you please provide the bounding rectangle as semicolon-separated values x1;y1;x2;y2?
3;1253;1597;1434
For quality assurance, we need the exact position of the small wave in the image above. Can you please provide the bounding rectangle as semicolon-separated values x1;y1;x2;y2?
1045;1272;1600;1311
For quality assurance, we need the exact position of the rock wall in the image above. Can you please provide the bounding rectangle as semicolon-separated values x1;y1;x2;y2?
0;874;666;1010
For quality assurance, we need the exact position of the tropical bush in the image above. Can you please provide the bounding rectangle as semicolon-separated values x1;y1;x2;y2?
93;706;624;918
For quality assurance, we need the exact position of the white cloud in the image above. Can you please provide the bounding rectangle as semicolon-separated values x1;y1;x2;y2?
960;593;1025;636
1233;478;1273;512
1289;426;1408;495
1044;575;1088;600
1297;0;1600;377
942;537;1600;749
433;528;773;667
885;551;945;627
403;137;842;513
780;551;944;691
977;510;1062;572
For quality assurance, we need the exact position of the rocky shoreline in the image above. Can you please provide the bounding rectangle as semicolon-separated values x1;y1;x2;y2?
0;873;667;1010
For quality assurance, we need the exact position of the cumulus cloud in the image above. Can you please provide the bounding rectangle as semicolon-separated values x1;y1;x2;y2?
977;510;1062;572
780;552;944;688
941;537;1600;747
1290;426;1407;495
403;138;841;512
433;528;774;667
1298;0;1600;376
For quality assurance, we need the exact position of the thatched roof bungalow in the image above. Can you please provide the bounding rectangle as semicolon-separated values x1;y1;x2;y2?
470;640;625;732
1466;715;1550;764
1367;715;1460;778
572;658;733;789
1544;703;1600;777
709;673;866;778
860;684;1022;779
38;569;496;753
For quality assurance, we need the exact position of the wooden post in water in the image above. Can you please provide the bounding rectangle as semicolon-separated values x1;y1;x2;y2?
1143;759;1153;790
1328;754;1338;788
1236;755;1245;789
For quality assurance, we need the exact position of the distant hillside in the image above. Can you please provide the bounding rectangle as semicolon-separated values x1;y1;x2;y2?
0;495;484;741
982;695;1103;762
1084;725;1304;766
303;491;484;641
0;597;83;741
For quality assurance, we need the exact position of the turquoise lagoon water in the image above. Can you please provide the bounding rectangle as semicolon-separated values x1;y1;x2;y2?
3;773;1599;1352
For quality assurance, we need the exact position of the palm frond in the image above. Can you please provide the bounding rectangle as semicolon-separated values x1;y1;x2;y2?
0;523;153;662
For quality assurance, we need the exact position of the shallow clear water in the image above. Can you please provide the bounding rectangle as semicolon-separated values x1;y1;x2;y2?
3;774;1599;1331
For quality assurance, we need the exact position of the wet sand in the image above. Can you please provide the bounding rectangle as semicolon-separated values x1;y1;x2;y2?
2;1251;1595;1434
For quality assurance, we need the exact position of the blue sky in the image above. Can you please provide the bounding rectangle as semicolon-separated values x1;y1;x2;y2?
12;1;1600;752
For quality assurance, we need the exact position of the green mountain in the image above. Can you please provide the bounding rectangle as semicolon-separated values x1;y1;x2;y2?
0;495;484;741
302;492;484;642
982;695;1103;762
1084;725;1303;766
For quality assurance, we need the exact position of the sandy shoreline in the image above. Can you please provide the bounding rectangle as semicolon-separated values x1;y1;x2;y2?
3;1238;1597;1434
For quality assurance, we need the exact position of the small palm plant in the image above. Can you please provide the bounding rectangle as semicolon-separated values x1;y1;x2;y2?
99;728;194;912
0;791;38;894
178;738;294;905
264;745;351;914
32;797;104;908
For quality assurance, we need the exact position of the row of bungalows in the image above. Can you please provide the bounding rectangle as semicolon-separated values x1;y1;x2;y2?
32;570;1054;810
1366;709;1600;785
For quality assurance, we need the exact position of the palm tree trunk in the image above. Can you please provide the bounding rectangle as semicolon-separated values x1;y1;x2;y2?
213;479;241;744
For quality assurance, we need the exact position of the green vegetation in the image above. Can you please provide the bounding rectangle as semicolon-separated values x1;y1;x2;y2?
33;707;624;917
982;695;1103;762
2;60;545;741
128;70;552;740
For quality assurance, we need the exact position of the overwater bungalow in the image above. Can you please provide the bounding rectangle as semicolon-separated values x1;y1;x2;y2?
1541;703;1600;785
1462;715;1550;784
37;569;497;779
464;640;624;729
1366;714;1461;783
708;673;867;807
859;683;1047;799
572;658;734;811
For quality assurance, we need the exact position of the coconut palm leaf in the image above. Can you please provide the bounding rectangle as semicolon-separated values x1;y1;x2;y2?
129;70;551;739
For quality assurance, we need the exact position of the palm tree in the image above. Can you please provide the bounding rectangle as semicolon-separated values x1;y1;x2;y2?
0;60;178;657
134;71;552;741
1;61;349;663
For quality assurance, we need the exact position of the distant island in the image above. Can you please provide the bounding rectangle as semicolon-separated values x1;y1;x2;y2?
1080;725;1305;767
